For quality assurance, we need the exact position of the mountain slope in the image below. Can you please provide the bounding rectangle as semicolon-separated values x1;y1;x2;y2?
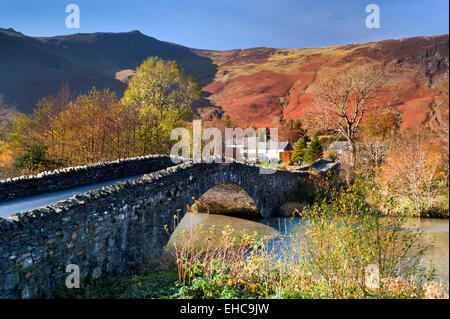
0;28;216;113
0;28;448;130
194;34;449;128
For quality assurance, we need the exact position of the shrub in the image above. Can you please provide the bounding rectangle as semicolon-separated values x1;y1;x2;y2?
54;268;179;298
167;199;439;299
55;180;446;300
317;135;334;148
14;143;48;172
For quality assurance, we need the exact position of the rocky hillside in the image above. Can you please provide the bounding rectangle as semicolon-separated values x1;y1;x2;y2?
1;28;448;129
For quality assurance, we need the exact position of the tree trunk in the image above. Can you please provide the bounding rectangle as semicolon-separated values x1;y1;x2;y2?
347;139;356;182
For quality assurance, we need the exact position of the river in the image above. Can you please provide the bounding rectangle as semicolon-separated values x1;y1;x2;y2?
170;213;449;283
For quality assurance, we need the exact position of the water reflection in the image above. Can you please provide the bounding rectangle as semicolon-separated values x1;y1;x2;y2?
165;213;279;251
404;218;449;283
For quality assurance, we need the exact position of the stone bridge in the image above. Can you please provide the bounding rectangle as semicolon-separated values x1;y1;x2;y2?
0;156;338;298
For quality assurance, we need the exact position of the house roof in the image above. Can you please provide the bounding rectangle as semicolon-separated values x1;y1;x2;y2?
280;141;294;151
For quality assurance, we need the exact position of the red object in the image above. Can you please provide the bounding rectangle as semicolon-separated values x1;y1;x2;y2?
282;151;292;163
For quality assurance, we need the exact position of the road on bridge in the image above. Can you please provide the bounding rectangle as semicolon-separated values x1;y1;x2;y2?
0;174;144;219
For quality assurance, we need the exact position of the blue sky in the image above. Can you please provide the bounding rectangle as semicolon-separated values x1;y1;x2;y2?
0;0;448;50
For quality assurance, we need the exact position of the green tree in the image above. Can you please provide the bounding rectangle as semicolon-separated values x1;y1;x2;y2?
122;56;201;155
14;143;48;172
303;137;323;163
290;137;307;164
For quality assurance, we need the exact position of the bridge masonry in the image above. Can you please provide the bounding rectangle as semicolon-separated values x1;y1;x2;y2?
0;158;335;298
0;155;177;202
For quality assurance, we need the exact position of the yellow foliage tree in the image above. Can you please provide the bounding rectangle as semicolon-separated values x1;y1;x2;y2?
380;131;447;215
2;57;202;175
122;56;201;155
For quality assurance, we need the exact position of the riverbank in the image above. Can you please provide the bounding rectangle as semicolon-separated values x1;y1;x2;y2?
55;213;449;299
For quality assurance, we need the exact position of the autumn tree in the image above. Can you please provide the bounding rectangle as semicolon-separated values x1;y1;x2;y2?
0;96;17;176
0;96;16;141
312;65;385;175
2;113;34;175
31;84;74;150
122;56;201;155
6;113;32;157
3;57;202;175
281;119;307;142
357;105;401;177
1;86;75;170
53;88;120;165
380;130;447;215
5;87;125;169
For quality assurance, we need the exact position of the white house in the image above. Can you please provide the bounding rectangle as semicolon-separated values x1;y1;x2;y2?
224;137;293;163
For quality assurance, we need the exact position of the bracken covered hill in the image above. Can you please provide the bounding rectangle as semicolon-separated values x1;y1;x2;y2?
194;35;449;129
0;28;448;129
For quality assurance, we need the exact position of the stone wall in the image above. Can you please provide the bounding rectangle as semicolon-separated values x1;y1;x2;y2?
0;161;312;298
0;155;176;202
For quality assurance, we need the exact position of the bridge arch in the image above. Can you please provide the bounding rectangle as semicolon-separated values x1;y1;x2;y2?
190;182;261;218
0;159;335;298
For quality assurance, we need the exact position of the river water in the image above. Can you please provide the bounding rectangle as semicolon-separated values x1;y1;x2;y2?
171;213;449;283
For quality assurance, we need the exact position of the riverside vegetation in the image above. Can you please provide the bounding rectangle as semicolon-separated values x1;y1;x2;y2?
55;177;449;299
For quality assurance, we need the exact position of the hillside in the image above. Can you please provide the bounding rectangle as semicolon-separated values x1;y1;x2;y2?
0;28;448;129
0;28;216;113
195;35;449;129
